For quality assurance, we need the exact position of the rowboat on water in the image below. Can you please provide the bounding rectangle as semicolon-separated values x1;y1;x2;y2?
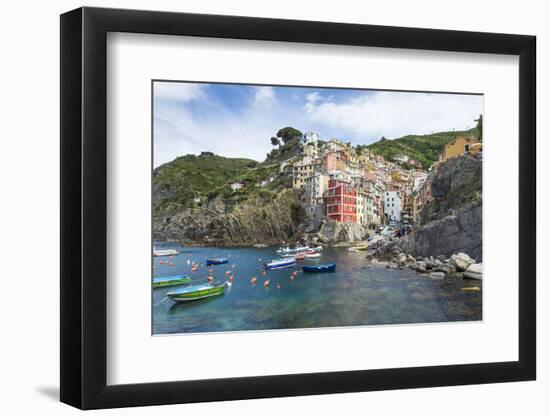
302;263;337;273
152;275;191;288
205;258;228;266
153;247;178;257
355;245;369;251
167;283;226;302
309;245;323;252
265;258;296;270
304;251;321;258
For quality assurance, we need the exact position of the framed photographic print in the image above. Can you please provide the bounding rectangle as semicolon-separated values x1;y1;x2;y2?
60;6;536;409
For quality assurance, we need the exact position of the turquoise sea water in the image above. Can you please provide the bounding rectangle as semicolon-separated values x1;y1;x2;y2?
152;244;482;334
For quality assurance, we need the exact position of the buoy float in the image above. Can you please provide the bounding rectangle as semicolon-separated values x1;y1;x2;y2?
263;280;270;287
290;276;295;281
229;276;234;282
262;271;267;276
208;269;214;273
250;277;257;284
207;276;214;282
225;271;231;275
277;284;281;289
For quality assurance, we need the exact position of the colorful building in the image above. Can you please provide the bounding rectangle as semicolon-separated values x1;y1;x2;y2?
439;136;480;162
327;174;357;223
384;190;402;223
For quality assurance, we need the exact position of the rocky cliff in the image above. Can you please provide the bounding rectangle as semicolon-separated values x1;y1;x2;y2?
311;221;369;245
396;155;482;261
153;189;305;247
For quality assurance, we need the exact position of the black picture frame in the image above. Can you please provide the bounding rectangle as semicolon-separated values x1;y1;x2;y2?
60;6;536;410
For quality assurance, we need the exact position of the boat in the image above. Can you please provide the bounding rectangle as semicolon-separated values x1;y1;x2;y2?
205;258;228;266
276;245;309;255
295;253;305;260
304;251;321;258
309;245;323;252
167;283;226;302
152;275;191;288
153;247;178;257
355;245;369;251
302;263;337;273
264;258;296;270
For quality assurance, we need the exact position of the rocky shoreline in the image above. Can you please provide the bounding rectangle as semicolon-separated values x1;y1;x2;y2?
365;239;482;280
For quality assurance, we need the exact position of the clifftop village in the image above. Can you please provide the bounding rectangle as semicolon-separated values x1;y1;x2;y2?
231;131;483;233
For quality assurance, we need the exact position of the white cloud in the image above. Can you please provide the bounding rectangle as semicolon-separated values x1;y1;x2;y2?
305;91;320;104
154;95;281;167
154;82;205;102
303;91;483;141
251;86;275;108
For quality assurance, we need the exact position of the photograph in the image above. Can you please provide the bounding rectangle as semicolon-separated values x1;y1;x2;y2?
151;81;484;335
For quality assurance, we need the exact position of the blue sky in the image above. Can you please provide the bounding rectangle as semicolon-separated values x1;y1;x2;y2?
153;81;483;167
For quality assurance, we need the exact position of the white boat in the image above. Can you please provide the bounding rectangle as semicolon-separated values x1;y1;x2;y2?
265;258;296;270
304;252;321;258
276;245;310;255
309;245;323;253
153;247;178;257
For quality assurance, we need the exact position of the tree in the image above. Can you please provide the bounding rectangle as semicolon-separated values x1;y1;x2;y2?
270;136;280;146
276;127;303;144
475;114;483;141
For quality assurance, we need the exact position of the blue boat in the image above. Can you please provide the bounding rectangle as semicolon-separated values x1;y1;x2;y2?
302;263;337;273
205;258;228;266
265;258;296;270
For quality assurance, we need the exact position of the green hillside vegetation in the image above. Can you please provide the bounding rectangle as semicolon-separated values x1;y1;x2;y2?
153;152;257;210
367;127;479;170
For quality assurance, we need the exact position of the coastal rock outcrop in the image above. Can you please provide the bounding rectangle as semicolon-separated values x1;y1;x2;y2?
153;190;304;247
464;263;483;280
315;220;369;245
396;156;482;261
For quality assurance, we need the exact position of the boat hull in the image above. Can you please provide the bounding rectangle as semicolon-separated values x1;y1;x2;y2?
205;258;228;266
302;263;337;273
153;249;178;257
265;258;296;270
153;276;191;288
167;284;225;302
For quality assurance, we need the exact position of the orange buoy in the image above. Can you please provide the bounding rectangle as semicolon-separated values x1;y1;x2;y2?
250;277;257;284
263;280;270;287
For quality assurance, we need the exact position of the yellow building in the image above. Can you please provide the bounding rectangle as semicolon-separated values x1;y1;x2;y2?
440;136;480;162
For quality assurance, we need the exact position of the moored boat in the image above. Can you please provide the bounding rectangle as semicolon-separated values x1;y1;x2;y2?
265;258;296;270
304;251;321;258
302;263;337;273
167;283;226;302
205;258;228;266
152;275;191;288
276;245;309;255
153;247;178;257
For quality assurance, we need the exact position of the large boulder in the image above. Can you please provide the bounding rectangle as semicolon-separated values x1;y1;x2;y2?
450;252;475;272
464;263;483;280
